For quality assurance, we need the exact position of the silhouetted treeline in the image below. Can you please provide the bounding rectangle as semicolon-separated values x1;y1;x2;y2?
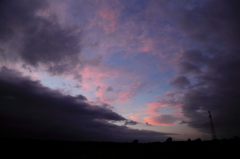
1;137;239;159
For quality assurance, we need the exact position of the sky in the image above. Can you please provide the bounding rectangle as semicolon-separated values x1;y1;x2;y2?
0;0;240;142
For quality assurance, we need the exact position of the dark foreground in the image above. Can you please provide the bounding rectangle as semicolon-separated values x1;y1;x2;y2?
1;138;239;159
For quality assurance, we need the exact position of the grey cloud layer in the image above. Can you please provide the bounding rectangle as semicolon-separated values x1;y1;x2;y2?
165;0;240;138
0;0;84;76
170;76;190;89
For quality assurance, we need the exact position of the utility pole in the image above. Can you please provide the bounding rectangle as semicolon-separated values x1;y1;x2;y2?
208;111;217;140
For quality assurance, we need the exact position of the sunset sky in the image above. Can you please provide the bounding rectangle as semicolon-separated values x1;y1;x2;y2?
1;0;240;142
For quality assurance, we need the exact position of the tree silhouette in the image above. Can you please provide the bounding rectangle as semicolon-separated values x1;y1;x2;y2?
166;137;172;143
133;139;138;144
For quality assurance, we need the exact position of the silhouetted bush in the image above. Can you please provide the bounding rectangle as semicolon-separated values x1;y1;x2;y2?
133;139;138;144
166;137;172;143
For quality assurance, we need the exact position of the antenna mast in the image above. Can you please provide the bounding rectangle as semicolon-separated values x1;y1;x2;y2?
208;111;217;140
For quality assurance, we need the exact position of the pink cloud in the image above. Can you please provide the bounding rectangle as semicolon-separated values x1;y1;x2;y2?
144;115;180;125
117;107;126;112
99;9;116;21
154;91;183;109
140;38;154;52
161;91;176;98
146;101;166;115
97;4;119;34
131;81;145;89
117;90;135;104
81;66;119;88
95;88;134;105
79;65;143;105
128;112;146;123
130;115;139;121
95;88;135;105
32;72;41;80
174;111;185;118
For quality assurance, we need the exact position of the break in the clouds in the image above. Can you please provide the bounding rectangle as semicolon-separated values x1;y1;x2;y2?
1;0;240;141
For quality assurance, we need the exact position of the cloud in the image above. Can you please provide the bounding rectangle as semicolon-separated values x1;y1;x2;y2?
181;50;210;65
168;0;240;139
181;55;240;138
170;76;190;89
124;120;138;126
79;65;140;105
155;91;181;98
2;0;240;141
179;62;202;74
177;49;211;74
146;101;166;115
176;0;240;49
0;67;173;142
144;115;180;126
21;23;81;68
0;0;46;41
96;86;101;91
0;0;83;76
106;86;113;92
146;91;183;119
145;122;152;126
179;120;189;125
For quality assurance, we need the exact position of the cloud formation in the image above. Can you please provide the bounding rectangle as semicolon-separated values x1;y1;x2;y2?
0;0;84;78
170;76;190;89
0;67;173;142
1;0;240;141
168;0;240;138
124;120;138;126
144;115;180;126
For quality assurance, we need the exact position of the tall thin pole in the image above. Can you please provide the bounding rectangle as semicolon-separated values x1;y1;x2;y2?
208;111;217;140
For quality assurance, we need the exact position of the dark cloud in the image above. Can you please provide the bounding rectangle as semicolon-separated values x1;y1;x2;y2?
179;120;188;125
145;122;152;126
75;84;81;88
0;0;47;41
96;86;101;91
170;0;240;139
179;62;202;74
106;86;113;92
181;54;240;138
73;74;83;83
124;120;138;126
0;0;83;76
170;76;190;89
21;22;81;68
179;0;240;49
0;67;172;142
181;50;210;65
178;50;210;74
154;115;180;125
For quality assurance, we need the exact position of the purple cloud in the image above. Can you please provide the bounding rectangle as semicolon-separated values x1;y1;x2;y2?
170;76;190;89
